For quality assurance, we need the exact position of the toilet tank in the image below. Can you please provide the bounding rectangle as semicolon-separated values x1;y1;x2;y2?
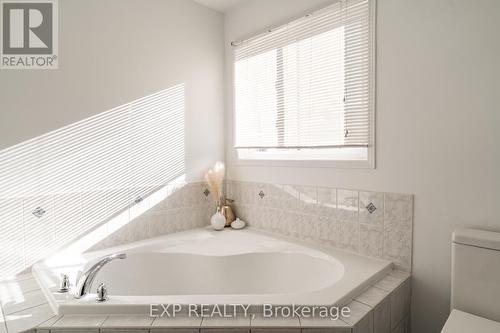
451;228;500;322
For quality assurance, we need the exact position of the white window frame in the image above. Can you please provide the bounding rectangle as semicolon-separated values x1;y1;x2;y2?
230;0;376;169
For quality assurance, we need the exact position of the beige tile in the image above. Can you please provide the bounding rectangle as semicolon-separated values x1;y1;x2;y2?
0;198;25;277
359;224;384;258
0;276;39;296
200;329;249;333
296;185;318;214
152;315;202;328
36;315;61;328
23;195;55;267
337;190;358;223
373;299;390;333
373;274;405;292
240;182;258;206
36;315;62;333
341;301;371;326
391;316;407;333
4;303;55;333
151;329;199;333
338;221;359;252
383;193;413;271
225;181;241;204
53;192;82;248
105;188;129;219
300;315;350;328
99;327;149;333
0;306;6;333
302;329;351;333
390;279;411;330
51;315;107;328
252;328;300;333
51;330;99;333
383;194;412;226
279;185;299;211
2;289;47;315
317;187;337;218
354;286;389;308
265;183;284;208
352;311;373;333
201;316;250;327
251;313;300;327
389;270;411;280
101;315;154;327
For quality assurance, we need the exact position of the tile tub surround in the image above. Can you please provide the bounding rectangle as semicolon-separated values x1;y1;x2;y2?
226;181;414;271
0;181;215;278
0;270;410;333
91;181;215;250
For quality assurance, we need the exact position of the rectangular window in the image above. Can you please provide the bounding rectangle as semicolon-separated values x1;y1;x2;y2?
233;0;375;166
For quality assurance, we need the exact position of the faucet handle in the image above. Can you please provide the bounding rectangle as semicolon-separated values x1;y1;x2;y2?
58;274;70;292
96;283;108;302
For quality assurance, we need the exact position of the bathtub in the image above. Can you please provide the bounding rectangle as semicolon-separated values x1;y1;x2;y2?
32;228;393;315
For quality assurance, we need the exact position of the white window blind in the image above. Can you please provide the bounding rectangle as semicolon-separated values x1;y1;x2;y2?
233;0;373;150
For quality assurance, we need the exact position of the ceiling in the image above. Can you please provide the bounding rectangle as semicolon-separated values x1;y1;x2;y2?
193;0;246;13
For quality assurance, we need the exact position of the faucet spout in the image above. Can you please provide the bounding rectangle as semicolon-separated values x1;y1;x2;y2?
73;253;127;299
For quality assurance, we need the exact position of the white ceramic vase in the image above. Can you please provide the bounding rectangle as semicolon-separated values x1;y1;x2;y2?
210;212;226;231
230;218;246;230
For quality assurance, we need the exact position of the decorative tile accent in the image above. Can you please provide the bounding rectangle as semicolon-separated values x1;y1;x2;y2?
23;195;55;267
226;181;413;271
203;188;210;197
32;206;46;218
366;202;377;214
258;190;265;199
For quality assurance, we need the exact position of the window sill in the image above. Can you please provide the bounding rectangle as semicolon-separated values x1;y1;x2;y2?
233;156;374;169
233;147;375;169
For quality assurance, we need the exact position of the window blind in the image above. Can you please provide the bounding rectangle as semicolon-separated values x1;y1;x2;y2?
233;0;373;149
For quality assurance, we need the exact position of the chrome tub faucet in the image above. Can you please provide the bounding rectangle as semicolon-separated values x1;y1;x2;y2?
73;253;126;299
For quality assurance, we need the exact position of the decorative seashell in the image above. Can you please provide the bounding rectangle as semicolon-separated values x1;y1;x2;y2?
231;218;246;230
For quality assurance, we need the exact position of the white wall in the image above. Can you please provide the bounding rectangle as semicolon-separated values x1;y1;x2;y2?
0;0;224;277
0;0;225;181
224;1;500;332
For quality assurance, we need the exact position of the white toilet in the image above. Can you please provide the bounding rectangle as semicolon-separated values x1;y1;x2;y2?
441;228;500;332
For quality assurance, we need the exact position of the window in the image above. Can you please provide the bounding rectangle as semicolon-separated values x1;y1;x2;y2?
232;0;375;166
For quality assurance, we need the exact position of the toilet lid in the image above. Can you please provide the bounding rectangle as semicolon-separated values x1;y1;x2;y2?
442;310;500;333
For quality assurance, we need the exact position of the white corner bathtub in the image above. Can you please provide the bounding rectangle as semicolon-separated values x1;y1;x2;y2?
32;228;393;315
